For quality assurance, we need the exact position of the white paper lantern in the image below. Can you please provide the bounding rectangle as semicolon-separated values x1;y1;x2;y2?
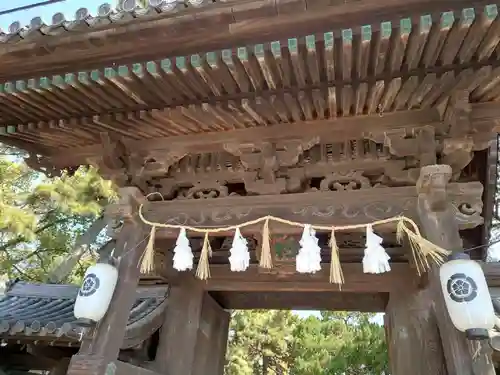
74;262;118;325
439;252;495;340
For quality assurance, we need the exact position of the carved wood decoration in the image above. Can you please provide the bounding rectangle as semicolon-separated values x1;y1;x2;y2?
85;106;492;200
141;181;484;238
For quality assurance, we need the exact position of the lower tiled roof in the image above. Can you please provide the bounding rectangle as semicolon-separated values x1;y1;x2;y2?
0;281;169;348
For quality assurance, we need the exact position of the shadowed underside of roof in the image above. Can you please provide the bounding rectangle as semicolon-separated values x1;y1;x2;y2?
1;4;500;161
0;281;169;348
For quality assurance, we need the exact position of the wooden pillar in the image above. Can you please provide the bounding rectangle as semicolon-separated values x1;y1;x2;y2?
416;164;494;375
152;278;230;375
49;358;70;375
67;187;149;375
384;290;447;375
385;289;447;375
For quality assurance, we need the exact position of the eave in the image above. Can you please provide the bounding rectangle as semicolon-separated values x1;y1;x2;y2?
0;0;495;81
0;281;168;348
1;5;500;157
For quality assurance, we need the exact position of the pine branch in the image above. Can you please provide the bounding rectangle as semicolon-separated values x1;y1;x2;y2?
0;216;69;253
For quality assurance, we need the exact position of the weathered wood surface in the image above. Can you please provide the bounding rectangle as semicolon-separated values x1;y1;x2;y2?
41;101;499;170
0;0;492;81
153;279;229;375
385;291;447;375
46;108;441;167
416;164;493;375
138;182;484;237
67;188;149;375
211;290;388;311
199;263;419;293
482;263;500;287
2;8;500;158
67;357;162;375
48;358;70;375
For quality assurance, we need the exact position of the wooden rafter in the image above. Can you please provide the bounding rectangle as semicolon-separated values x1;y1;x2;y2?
41;101;499;169
0;0;495;81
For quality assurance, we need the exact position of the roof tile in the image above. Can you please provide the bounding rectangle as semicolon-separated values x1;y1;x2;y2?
0;281;168;347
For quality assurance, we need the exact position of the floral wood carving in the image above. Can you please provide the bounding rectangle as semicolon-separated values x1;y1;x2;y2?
319;171;371;191
176;180;229;200
224;138;319;186
161;207;254;226
142;182;483;231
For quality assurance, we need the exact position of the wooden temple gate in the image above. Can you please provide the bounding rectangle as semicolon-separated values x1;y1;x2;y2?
1;0;500;374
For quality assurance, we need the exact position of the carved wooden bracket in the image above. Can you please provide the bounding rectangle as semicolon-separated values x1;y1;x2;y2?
104;187;145;223
223;138;319;194
88;133;187;190
141;151;187;178
224;138;319;171
368;126;437;166
440;91;472;137
441;137;474;178
416;164;452;212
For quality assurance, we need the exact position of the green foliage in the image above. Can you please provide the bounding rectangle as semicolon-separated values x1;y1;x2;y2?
0;157;117;284
225;311;388;375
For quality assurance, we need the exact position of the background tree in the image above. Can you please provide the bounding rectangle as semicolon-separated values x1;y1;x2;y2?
0;155;116;283
225;310;388;375
225;310;298;375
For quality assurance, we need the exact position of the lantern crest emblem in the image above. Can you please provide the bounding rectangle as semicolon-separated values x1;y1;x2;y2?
446;273;478;303
79;273;100;297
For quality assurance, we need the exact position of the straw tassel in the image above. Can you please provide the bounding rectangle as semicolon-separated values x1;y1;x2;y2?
259;218;273;269
329;228;344;285
140;225;156;274
196;232;212;280
396;217;405;245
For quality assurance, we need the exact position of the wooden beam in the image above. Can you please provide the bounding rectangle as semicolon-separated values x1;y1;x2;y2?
210;291;388;312
67;357;162;375
46;100;499;170
0;0;491;81
140;182;483;237
47;108;440;168
196;263;418;294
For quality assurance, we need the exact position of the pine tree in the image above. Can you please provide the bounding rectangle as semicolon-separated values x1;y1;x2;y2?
0;155;116;283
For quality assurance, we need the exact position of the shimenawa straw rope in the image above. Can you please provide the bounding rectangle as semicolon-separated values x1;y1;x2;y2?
138;195;450;280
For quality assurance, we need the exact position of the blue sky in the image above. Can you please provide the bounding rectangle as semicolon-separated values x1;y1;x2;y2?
0;0;108;29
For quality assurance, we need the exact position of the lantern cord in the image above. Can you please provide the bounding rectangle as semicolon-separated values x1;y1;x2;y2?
460;237;500;253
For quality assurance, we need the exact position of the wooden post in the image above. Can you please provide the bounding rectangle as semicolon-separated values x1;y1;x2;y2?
385;289;447;375
49;358;70;375
67;187;149;375
152;278;230;375
416;164;494;375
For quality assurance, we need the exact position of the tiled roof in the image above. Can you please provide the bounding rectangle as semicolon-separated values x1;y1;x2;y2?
0;281;169;347
0;0;218;44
